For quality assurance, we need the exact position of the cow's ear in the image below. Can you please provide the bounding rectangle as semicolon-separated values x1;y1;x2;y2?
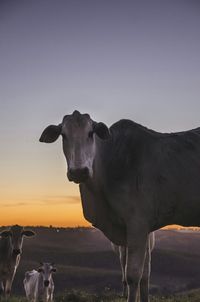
0;230;12;237
22;230;35;237
93;122;110;140
39;124;62;143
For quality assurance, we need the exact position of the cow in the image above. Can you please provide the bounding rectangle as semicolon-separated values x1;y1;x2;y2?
24;262;56;302
0;225;35;298
111;232;155;300
40;110;200;302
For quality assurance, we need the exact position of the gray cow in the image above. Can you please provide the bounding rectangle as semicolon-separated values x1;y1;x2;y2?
111;233;155;300
40;110;200;302
0;225;35;297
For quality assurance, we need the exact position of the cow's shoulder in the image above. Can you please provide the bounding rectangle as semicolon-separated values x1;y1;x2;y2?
98;120;158;183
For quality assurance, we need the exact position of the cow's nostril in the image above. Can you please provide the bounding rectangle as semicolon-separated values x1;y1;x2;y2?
67;169;74;180
67;167;89;183
82;167;89;177
13;249;21;255
44;280;50;287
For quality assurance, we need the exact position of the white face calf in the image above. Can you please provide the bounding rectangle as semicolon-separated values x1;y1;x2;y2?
0;225;35;256
38;263;56;287
40;110;110;183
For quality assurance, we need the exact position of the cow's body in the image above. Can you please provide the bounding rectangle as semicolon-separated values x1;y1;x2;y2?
24;263;56;302
0;225;35;298
40;111;200;302
80;120;200;245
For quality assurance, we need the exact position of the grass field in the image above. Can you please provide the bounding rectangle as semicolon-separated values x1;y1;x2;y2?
2;290;200;302
1;227;200;299
5;290;200;302
2;227;199;296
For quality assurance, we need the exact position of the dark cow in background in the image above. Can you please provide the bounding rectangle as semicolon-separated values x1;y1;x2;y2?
0;225;35;298
40;110;200;302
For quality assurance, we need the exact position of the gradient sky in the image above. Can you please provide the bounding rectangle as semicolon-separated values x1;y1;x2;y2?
0;0;200;226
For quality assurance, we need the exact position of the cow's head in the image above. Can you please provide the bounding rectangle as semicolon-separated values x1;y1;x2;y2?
38;262;57;287
40;110;110;183
0;225;35;256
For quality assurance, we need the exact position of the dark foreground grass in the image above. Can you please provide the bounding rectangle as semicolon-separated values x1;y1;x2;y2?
55;290;200;302
2;289;200;301
55;290;124;301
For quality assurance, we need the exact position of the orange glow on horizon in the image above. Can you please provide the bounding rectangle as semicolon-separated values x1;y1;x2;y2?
0;193;199;230
0;195;90;227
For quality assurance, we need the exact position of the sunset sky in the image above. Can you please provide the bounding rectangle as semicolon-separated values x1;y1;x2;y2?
0;0;200;227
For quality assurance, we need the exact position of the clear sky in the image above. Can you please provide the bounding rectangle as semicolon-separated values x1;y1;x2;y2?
0;0;200;226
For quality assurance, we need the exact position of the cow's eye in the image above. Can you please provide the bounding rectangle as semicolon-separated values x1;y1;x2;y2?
88;131;93;139
38;268;44;273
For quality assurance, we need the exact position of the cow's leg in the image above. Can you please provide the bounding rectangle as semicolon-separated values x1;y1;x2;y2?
4;271;16;299
26;291;34;302
43;288;48;302
119;246;127;297
126;228;148;302
2;280;6;295
140;237;151;302
0;281;4;296
48;292;53;302
34;293;38;302
50;290;54;302
0;282;4;297
25;291;32;301
4;278;12;298
126;246;140;302
26;294;31;301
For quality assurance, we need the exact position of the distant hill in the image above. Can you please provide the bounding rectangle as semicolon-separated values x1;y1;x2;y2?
1;226;200;296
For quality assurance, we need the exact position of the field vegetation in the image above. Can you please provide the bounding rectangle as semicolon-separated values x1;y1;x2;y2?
1;227;200;300
2;289;200;302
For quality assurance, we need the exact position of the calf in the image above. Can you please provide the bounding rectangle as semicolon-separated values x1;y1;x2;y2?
111;232;155;300
0;225;35;297
24;263;56;302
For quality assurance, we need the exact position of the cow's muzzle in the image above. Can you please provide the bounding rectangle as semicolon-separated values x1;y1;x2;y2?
44;280;50;287
13;249;21;256
67;167;89;183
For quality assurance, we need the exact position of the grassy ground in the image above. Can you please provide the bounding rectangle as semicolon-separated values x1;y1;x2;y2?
1;290;200;302
55;290;200;302
3;228;200;296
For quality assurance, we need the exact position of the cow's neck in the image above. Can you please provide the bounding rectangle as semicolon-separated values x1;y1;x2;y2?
12;253;21;268
92;136;111;182
93;129;145;185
